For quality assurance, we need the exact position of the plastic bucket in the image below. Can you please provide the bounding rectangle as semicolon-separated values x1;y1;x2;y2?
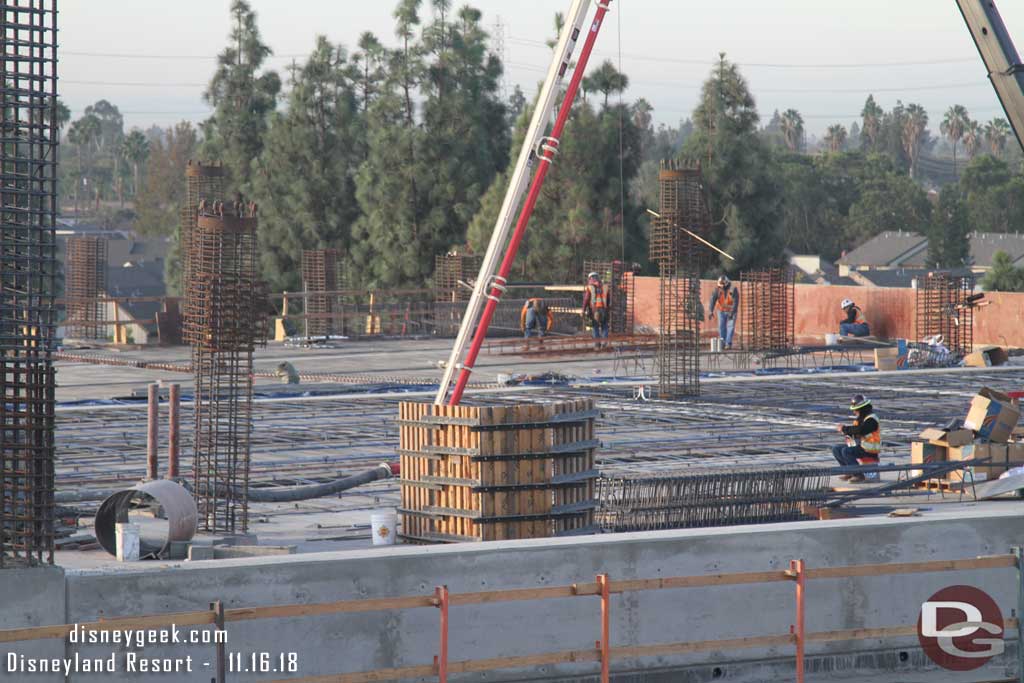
115;522;140;562
371;509;398;546
825;333;839;346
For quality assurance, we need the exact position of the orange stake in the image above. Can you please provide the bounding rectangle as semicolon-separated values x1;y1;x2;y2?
434;585;449;683
597;573;611;683
787;559;806;683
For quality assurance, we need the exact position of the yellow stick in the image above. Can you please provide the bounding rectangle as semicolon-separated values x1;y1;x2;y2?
646;209;735;261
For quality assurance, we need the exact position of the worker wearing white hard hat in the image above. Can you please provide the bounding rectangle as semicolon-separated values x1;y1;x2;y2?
839;299;870;338
582;271;610;347
708;275;739;349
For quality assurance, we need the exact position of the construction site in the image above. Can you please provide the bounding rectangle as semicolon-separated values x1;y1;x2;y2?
6;1;1024;682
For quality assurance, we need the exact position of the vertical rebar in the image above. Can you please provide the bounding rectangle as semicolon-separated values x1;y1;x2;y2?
65;236;107;339
915;271;974;356
0;0;59;567
740;267;795;355
301;248;342;337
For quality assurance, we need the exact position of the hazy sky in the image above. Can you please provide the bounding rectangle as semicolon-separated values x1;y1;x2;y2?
59;1;1024;138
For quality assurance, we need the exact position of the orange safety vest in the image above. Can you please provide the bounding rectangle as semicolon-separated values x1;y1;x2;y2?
854;414;881;460
715;287;736;314
521;298;552;330
588;283;607;310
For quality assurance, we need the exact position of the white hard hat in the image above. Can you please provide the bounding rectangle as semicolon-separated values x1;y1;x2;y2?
717;275;730;286
841;299;854;309
588;271;599;280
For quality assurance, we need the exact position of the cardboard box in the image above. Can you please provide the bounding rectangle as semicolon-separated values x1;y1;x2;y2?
918;427;974;447
946;444;988;483
874;344;908;372
964;345;1009;368
945;442;1024;483
911;440;947;478
963;387;1021;443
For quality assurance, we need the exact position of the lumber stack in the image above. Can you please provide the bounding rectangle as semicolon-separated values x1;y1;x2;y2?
399;399;599;542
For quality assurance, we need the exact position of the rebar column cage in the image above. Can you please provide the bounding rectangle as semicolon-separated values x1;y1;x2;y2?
914;272;974;356
65;236;107;340
583;259;634;335
434;252;483;303
184;202;262;534
649;161;706;399
301;248;342;337
0;0;58;567
179;161;223;297
740;267;795;353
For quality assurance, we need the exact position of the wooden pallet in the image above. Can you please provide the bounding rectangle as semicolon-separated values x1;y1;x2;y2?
399;399;598;542
913;479;971;492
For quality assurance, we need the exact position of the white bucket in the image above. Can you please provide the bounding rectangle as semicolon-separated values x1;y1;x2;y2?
371;509;398;546
115;522;140;562
825;333;839;346
710;338;721;353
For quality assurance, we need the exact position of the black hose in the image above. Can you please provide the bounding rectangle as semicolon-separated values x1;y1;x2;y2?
244;464;394;502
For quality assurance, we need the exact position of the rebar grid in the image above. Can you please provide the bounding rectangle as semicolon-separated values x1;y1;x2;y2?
915;272;974;356
301;249;343;337
583;260;634;335
0;0;58;567
64;236;107;339
434;252;482;303
740;267;795;353
596;465;832;531
185;200;263;534
650;161;706;399
179;161;223;299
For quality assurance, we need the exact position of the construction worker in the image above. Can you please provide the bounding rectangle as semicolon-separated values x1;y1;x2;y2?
839;299;870;337
707;275;739;350
521;298;554;339
583;271;610;346
832;394;881;482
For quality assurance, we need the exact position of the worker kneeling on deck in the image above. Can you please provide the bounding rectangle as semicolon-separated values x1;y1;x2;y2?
832;394;881;482
521;297;553;339
839;299;870;337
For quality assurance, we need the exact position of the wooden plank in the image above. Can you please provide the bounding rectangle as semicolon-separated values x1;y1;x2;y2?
270;663;437;683
225;596;435;622
0;610;216;643
806;555;1016;580
491;406;506;541
609;633;794;659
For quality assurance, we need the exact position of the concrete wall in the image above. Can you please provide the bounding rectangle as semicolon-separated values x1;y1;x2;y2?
5;510;1023;682
631;276;1024;347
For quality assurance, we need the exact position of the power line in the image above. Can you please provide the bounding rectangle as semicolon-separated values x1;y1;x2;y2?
62;49;309;60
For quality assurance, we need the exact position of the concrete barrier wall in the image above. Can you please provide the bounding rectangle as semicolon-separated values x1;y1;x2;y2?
5;510;1020;681
631;276;1024;347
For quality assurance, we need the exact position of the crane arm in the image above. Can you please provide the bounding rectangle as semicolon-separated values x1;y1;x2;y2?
957;0;1024;150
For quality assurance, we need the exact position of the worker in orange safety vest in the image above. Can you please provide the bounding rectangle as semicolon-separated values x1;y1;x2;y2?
521;298;554;339
707;275;739;349
582;272;610;346
832;394;882;483
839;299;870;337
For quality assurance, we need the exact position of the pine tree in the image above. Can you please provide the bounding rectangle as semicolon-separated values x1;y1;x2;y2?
683;54;783;273
252;37;363;292
927;188;970;269
201;0;281;196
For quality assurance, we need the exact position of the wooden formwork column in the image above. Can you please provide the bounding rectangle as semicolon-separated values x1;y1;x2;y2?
398;399;599;543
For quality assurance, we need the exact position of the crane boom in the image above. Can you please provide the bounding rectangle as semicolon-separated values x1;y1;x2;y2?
957;0;1024;150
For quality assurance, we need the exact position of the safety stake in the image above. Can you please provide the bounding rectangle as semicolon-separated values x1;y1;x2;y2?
433;585;449;683
597;573;611;683
786;559;806;683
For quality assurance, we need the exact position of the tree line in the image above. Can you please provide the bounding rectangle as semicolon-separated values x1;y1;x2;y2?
59;1;1024;294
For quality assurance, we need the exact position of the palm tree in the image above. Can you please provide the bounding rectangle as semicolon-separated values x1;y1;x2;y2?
962;119;982;159
860;95;883;151
985;117;1012;157
780;109;804;152
66;115;100;215
823;124;847;153
902;103;928;178
940;104;969;175
120;130;149;200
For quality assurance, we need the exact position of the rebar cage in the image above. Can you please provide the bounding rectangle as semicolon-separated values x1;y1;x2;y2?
583;259;634;335
179;161;223;299
740;267;795;353
0;0;58;567
65;236;107;340
915;272;974;357
185;201;263;534
301;248;343;337
649;161;707;399
434;252;483;303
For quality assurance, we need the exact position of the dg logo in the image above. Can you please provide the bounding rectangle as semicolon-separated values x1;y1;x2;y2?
917;585;1004;671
